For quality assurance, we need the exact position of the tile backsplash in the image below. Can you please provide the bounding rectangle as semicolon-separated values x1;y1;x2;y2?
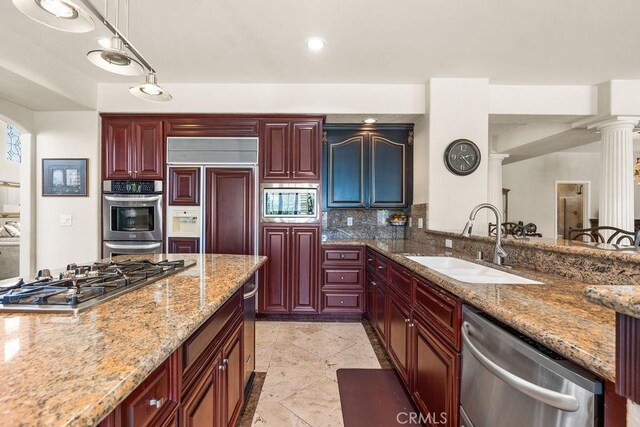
322;208;408;240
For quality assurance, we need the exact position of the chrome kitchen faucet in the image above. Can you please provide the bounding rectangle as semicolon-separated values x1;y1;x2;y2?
461;203;507;266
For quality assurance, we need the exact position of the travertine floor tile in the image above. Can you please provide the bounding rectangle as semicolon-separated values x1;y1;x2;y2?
255;343;275;372
280;384;344;427
260;366;325;402
269;342;325;370
324;342;380;381
322;322;370;343
252;401;310;427
292;330;355;358
276;322;323;344
256;322;280;344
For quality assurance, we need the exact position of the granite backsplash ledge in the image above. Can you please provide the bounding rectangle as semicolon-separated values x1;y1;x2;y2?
322;208;408;240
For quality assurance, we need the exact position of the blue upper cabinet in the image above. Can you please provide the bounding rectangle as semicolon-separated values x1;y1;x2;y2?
323;125;413;209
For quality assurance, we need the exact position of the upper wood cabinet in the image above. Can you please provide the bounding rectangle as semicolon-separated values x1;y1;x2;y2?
323;125;413;209
102;117;164;180
169;167;200;205
260;119;322;182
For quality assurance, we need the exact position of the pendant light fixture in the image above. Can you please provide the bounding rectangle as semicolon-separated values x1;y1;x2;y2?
12;0;94;32
12;0;172;102
86;0;143;76
129;73;173;102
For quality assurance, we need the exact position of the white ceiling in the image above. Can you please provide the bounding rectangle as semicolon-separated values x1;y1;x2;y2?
2;0;640;85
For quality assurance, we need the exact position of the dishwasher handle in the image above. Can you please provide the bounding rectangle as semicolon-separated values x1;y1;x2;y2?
243;283;258;300
462;321;580;412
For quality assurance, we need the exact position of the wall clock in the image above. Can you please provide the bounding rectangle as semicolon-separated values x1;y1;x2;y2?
443;139;481;176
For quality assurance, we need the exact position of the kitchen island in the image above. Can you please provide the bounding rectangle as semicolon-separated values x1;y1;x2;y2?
0;253;266;427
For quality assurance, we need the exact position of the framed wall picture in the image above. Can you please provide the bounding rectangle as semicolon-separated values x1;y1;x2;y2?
42;158;88;197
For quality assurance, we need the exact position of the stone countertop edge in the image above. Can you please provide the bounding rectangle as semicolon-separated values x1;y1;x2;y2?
0;254;266;427
584;286;640;319
322;238;617;383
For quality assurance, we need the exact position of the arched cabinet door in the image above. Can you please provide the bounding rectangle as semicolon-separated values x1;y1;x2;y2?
327;135;366;208
370;134;407;208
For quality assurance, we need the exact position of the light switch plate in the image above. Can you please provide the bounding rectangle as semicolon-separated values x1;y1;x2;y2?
60;214;72;227
347;217;353;227
418;218;424;229
409;217;412;227
445;239;453;248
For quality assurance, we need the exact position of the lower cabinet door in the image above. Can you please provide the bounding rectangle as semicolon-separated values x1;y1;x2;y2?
411;313;459;427
374;282;387;341
290;227;319;313
221;322;244;427
259;226;289;313
168;237;200;253
365;276;375;320
181;364;220;427
387;289;411;385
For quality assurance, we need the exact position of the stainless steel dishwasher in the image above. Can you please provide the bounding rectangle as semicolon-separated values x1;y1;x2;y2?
460;305;603;427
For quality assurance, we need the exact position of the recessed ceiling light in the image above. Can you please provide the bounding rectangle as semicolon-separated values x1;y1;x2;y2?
307;37;325;51
363;118;377;124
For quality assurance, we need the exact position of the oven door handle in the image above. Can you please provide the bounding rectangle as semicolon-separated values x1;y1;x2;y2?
104;242;162;250
104;195;162;203
462;321;580;412
243;283;258;299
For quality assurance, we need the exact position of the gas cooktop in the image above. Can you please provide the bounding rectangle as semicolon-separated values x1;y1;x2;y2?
0;258;195;314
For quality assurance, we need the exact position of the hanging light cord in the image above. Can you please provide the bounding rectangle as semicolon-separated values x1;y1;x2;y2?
76;0;155;73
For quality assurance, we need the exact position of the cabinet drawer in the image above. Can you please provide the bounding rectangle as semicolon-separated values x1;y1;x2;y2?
373;253;389;279
121;356;177;427
366;249;376;270
183;290;242;379
323;246;364;265
323;268;363;289
414;276;461;350
389;262;411;300
321;291;364;313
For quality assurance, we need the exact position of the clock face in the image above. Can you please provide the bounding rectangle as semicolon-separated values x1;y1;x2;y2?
444;139;481;176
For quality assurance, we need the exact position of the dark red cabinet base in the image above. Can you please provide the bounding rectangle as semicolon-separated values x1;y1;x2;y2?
168;238;200;254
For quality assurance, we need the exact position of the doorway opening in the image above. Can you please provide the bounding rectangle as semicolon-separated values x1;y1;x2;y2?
0;120;22;279
554;181;591;240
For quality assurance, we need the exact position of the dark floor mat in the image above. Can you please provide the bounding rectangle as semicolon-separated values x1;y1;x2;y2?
337;368;421;427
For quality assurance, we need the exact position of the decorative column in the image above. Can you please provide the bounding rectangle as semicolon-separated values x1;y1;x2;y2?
487;153;509;218
592;117;639;236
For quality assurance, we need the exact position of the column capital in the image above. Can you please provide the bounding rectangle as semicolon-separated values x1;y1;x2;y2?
488;152;510;161
586;116;640;131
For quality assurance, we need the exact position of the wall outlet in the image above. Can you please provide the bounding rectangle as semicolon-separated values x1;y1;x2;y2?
418;218;424;229
347;217;353;227
60;214;73;227
409;217;412;227
445;239;453;249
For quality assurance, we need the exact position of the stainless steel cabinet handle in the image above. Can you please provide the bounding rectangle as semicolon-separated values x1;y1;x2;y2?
377;265;385;270
149;398;164;408
371;281;377;286
462;322;580;412
223;358;229;365
104;242;161;250
104;195;162;203
368;258;373;262
243;283;258;299
404;318;410;323
219;364;226;371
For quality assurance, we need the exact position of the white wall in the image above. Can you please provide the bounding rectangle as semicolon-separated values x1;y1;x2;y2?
427;78;490;231
413;112;429;205
503;151;601;238
35;111;100;268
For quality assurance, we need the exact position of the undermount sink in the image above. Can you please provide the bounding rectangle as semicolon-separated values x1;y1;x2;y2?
405;256;543;285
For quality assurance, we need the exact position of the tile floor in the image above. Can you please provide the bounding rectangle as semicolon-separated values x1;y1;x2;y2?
248;321;384;427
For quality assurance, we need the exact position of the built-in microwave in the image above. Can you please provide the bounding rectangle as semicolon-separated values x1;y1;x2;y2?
261;183;320;223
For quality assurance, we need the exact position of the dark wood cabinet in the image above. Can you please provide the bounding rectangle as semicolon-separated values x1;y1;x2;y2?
181;364;220;427
387;288;412;386
365;249;462;427
220;322;244;427
103;118;135;180
411;312;459;427
323;124;413;209
291;227;320;313
205;168;254;255
259;225;320;314
260;119;322;182
320;246;365;314
260;226;290;313
102;117;164;180
169;167;200;206
168;237;200;253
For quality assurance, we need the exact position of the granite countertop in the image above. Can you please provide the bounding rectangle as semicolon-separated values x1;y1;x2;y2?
584;285;640;319
323;238;617;382
0;253;266;427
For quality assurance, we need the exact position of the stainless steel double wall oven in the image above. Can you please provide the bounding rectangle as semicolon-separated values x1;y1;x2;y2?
102;180;163;257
